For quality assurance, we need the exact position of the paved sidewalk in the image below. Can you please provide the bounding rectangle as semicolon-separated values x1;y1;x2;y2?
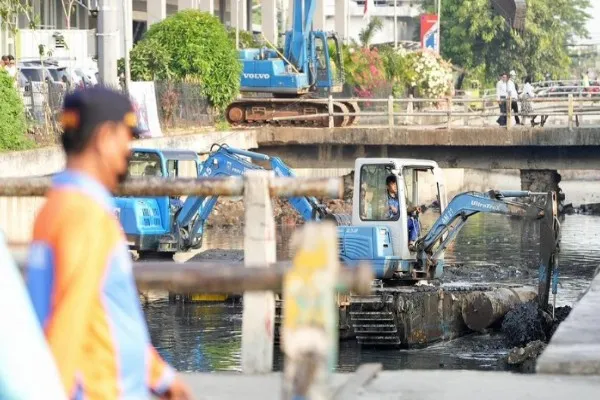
182;370;600;399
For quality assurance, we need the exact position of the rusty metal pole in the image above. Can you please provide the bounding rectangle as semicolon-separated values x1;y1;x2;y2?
281;222;339;399
241;170;276;373
0;176;342;198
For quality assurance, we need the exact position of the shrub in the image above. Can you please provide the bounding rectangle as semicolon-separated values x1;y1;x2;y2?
130;10;242;111
347;47;387;98
0;70;34;151
226;28;261;49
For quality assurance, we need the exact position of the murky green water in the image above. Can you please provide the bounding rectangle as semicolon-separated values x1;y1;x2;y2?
144;213;600;373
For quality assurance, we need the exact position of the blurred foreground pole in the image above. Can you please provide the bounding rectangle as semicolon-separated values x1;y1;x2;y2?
241;171;276;373
281;222;339;399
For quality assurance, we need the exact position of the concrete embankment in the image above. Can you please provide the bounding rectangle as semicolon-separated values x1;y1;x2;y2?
0;130;257;243
180;370;600;399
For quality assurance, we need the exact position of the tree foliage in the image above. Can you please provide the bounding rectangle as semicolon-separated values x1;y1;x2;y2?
129;10;242;111
226;28;261;49
0;0;38;34
420;0;592;83
0;70;33;151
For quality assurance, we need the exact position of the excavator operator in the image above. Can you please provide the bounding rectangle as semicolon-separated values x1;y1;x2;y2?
386;175;420;250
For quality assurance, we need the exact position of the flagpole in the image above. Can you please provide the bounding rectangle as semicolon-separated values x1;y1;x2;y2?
436;0;441;53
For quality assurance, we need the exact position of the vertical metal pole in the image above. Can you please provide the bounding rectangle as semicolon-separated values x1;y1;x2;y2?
437;0;441;53
328;95;334;128
394;0;398;49
241;170;276;373
388;95;394;127
122;0;132;91
98;0;119;87
236;0;240;50
568;93;574;130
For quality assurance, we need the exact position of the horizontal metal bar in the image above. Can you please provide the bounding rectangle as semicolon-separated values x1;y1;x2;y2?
16;260;374;295
0;176;343;198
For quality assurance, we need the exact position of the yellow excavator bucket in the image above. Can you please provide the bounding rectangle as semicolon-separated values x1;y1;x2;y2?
490;0;527;32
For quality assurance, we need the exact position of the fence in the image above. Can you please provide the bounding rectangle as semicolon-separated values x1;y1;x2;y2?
2;172;374;399
312;95;600;129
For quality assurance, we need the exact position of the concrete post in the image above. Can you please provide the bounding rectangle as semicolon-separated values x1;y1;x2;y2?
147;0;167;27
98;0;119;87
178;0;198;10
314;0;326;31
262;0;278;45
285;0;293;30
335;0;348;44
281;222;339;399
241;170;276;373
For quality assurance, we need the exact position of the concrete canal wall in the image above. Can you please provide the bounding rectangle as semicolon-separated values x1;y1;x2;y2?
0;130;258;243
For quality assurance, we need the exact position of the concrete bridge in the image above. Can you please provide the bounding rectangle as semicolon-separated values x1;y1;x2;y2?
251;126;600;194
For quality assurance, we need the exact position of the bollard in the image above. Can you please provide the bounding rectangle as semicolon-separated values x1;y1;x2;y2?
241;170;276;374
281;222;339;400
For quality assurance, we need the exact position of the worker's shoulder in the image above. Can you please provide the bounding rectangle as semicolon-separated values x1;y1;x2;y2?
34;189;117;239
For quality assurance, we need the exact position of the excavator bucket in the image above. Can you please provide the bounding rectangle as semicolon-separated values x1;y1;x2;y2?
491;0;527;32
538;191;560;312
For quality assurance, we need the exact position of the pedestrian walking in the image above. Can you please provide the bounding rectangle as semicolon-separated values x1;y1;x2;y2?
520;76;539;126
0;231;67;400
25;86;192;400
496;73;509;126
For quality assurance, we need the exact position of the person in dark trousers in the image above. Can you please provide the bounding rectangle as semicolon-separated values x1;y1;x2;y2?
509;70;522;125
496;73;508;126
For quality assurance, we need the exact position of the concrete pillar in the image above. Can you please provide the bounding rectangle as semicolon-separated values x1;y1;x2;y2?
230;0;248;31
520;169;565;205
313;0;326;31
335;0;348;44
147;0;167;27
262;0;278;45
284;0;292;30
200;0;215;13
98;0;119;87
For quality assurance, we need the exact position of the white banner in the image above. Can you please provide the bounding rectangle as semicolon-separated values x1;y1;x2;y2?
128;81;163;138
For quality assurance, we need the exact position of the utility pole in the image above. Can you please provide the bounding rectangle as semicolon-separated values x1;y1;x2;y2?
98;0;119;87
122;0;132;91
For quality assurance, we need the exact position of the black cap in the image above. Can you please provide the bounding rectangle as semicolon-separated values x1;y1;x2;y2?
59;86;143;141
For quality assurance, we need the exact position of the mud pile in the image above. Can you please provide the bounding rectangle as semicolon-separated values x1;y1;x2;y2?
501;301;572;373
205;172;354;228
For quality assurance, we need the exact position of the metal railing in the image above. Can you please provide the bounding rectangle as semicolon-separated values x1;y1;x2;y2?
296;95;600;129
3;172;374;398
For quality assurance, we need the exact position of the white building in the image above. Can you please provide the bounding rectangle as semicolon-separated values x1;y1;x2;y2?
0;0;424;63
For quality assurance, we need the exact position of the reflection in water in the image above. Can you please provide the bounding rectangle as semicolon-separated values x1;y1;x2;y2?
145;214;600;373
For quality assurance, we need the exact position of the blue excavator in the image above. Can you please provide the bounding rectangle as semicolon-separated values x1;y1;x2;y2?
115;144;557;294
116;144;559;346
225;0;359;127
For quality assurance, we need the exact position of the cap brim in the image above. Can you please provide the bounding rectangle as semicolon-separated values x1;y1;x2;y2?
131;127;145;139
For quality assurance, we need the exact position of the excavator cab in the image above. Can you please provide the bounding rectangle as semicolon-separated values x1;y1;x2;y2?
312;31;344;93
340;158;447;279
115;148;201;255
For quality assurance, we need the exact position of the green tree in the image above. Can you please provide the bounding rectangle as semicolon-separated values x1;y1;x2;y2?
420;0;591;82
0;70;34;151
130;10;242;111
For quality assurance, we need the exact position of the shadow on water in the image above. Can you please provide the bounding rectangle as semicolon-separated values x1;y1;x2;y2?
145;214;600;373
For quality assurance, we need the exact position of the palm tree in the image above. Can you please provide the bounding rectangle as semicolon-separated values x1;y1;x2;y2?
358;17;383;48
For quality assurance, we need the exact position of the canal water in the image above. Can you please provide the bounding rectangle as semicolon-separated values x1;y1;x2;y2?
144;211;600;373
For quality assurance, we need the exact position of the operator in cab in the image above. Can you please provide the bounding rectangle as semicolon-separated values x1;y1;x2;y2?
386;175;420;251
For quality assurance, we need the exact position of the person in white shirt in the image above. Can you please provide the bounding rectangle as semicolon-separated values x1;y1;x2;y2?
509;70;522;125
496;73;509;126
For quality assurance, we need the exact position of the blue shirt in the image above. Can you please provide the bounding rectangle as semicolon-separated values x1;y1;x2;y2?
0;231;67;399
408;216;420;242
387;194;399;219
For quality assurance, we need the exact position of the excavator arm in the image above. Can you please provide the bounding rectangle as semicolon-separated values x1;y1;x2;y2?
174;143;347;251
415;190;560;310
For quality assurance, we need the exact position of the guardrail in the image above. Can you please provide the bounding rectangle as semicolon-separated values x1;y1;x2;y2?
4;171;374;398
286;95;600;129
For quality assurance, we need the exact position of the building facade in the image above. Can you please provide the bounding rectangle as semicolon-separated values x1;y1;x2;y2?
0;0;424;63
